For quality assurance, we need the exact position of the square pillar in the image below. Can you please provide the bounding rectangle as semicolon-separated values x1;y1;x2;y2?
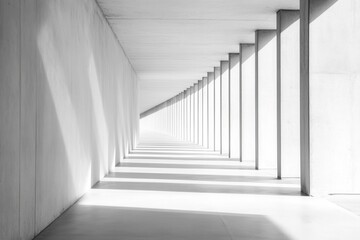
202;77;209;148
190;86;194;142
240;44;256;162
207;72;215;150
220;61;230;156
198;80;203;146
214;67;221;152
183;92;186;140
277;10;301;178
300;0;360;195
229;53;240;159
180;92;184;140
255;30;277;170
194;83;199;144
186;88;191;142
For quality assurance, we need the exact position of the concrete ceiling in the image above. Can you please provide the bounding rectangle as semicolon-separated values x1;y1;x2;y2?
97;0;299;113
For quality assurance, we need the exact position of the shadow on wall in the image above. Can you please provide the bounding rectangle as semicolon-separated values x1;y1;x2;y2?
240;43;255;63
278;10;300;33
310;0;338;22
256;30;277;51
34;205;292;240
31;0;136;235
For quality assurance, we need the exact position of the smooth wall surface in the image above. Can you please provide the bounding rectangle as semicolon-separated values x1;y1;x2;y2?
0;1;138;239
301;0;360;195
255;30;277;169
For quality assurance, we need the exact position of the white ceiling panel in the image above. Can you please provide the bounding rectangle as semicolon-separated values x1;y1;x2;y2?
97;0;299;113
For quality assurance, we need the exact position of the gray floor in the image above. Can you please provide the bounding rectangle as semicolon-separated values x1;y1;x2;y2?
34;131;360;240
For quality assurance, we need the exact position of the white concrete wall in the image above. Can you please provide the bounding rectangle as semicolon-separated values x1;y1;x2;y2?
277;10;300;178
0;1;139;239
240;44;256;162
255;30;277;169
0;1;21;239
301;0;360;195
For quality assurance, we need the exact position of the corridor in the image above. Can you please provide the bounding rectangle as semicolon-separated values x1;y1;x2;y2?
2;0;360;239
34;131;360;240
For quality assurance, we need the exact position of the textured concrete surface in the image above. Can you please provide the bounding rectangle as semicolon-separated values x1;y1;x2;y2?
300;0;360;195
0;1;138;239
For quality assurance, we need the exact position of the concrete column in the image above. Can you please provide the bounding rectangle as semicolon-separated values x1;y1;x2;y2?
170;99;172;135
214;67;221;152
182;90;187;140
207;72;215;150
202;77;209;148
181;92;185;140
277;10;301;178
190;86;194;142
167;99;170;134
179;94;181;139
176;94;180;138
229;53;240;159
300;0;360;195
169;98;172;135
175;96;178;137
194;83;199;144
240;44;256;163
220;61;230;156
255;30;277;170
198;80;203;146
171;98;174;136
186;88;191;141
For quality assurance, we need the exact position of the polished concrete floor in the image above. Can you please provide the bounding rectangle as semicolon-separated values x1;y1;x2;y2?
34;131;360;240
